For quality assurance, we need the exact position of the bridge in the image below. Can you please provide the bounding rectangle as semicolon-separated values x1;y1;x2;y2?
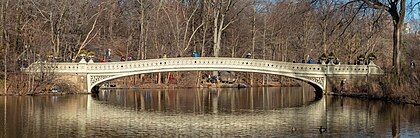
23;57;383;96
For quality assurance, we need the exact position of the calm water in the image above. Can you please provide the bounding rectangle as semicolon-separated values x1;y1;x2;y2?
1;86;420;137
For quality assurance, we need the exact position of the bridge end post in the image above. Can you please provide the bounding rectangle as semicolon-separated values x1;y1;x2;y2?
86;74;91;93
368;62;382;75
77;59;89;93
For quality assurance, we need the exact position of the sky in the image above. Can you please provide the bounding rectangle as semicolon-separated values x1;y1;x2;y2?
406;0;420;32
406;0;420;18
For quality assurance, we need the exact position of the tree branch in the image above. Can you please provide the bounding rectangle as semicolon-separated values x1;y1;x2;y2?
74;12;100;59
30;0;49;21
361;0;391;11
184;22;205;53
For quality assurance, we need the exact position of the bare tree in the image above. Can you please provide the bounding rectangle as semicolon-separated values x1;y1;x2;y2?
356;0;419;74
208;0;244;57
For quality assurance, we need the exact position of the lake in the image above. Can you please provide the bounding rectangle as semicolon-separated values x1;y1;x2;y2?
1;85;419;137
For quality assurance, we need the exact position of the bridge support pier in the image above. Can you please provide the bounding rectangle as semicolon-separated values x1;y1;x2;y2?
56;73;89;93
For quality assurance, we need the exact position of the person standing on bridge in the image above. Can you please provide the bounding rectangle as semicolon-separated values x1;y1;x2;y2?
193;51;198;58
245;53;252;59
163;53;167;58
335;58;341;65
106;49;112;60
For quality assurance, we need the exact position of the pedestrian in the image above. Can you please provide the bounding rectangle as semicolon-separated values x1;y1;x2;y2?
101;58;106;63
410;60;416;69
301;58;305;63
193;51;198;58
245;53;252;58
127;56;132;61
340;79;347;93
308;58;313;64
120;57;125;61
51;84;58;93
106;49;112;60
163;53;167;58
208;74;211;82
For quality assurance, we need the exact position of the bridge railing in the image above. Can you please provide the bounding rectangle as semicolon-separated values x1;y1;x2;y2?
23;57;383;75
84;58;325;73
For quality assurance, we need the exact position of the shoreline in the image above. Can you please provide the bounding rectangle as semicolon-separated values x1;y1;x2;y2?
329;92;420;105
2;87;419;105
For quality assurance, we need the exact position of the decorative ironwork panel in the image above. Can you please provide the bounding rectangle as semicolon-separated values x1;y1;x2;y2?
90;75;115;86
302;76;325;87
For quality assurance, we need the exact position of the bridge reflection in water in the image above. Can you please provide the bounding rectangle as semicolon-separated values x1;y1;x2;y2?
92;86;317;113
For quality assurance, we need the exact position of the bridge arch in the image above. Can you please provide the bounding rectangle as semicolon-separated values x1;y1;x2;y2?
88;68;326;97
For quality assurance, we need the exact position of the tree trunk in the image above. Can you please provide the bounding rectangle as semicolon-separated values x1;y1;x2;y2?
138;3;144;59
2;36;6;95
1;0;6;94
320;0;330;54
166;72;171;84
201;22;207;57
196;71;200;87
158;73;161;84
322;22;327;54
215;28;223;57
250;7;256;86
393;23;402;75
109;1;116;43
213;7;220;58
390;0;405;75
212;10;220;76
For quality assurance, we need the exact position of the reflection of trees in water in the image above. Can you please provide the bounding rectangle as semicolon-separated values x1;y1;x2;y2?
0;95;90;137
327;96;420;137
93;86;318;114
